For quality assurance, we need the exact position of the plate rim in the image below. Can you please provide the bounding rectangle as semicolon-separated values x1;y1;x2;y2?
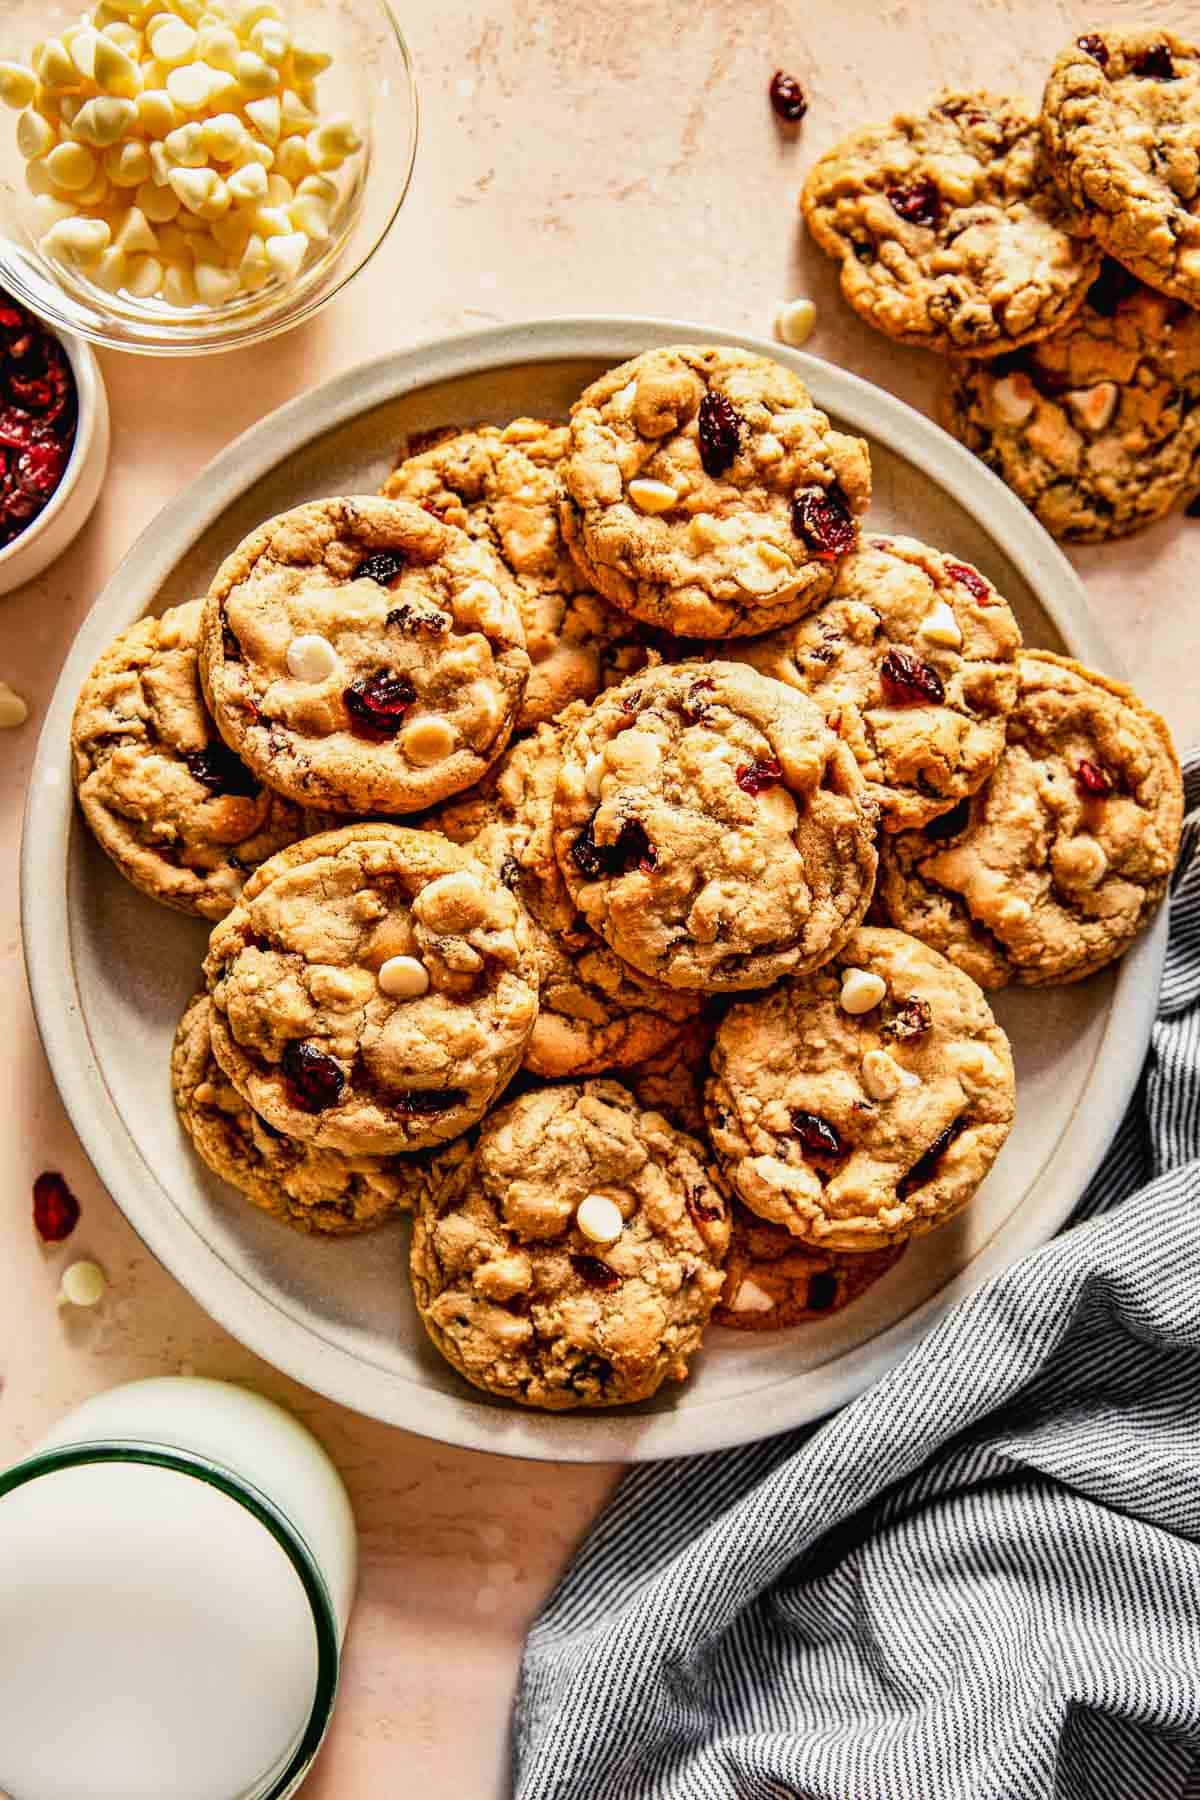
21;315;1166;1463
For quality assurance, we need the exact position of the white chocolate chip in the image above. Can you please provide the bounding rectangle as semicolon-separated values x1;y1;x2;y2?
377;955;430;1000
45;141;98;192
627;477;678;514
840;967;887;1015
918;598;963;650
756;540;791;570
0;63;38;110
755;432;784;465
1058;833;1108;887
584;751;605;797
862;1048;905;1101
42;215;111;261
58;1260;107;1308
235;49;278;98
245;94;282;142
731;1276;775;1315
575;1193;624;1245
285;632;338;682
399;715;456;766
228;158;268;202
774;296;817;347
1065;383;1119;434
991;374;1035;427
264;229;307;279
17;111;56;160
193;259;239;305
0;682;29;728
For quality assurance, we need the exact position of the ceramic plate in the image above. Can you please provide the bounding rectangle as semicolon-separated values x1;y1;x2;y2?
22;318;1165;1463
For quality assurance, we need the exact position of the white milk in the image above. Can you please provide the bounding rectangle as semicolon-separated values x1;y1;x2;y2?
0;1379;357;1800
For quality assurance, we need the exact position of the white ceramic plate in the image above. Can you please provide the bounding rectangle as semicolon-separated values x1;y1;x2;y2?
22;318;1165;1463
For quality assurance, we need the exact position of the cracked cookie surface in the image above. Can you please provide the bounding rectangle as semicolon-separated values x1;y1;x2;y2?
203;823;540;1153
875;651;1183;987
72;600;323;920
558;344;872;638
381;420;653;731
734;534;1022;830
410;1080;729;1409
802;90;1101;356
715;1202;906;1330
1041;28;1200;309
198;496;530;815
552;662;878;991
172;994;427;1234
941;261;1200;540
706;926;1015;1251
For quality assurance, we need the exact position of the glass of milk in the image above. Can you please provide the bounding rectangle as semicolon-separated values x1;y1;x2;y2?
0;1377;357;1800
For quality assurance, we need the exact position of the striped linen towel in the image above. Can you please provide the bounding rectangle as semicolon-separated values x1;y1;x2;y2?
513;755;1200;1800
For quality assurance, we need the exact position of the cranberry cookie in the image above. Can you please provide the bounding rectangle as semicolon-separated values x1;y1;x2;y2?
203;823;540;1154
706;926;1015;1251
735;535;1022;830
715;1203;906;1330
552;662;878;991
198;497;530;815
876;651;1183;987
409;1080;729;1409
558;345;872;638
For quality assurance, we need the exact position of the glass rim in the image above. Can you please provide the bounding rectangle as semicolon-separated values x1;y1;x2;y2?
0;1438;341;1800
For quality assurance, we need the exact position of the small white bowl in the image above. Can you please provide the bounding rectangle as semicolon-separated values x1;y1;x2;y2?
0;321;109;597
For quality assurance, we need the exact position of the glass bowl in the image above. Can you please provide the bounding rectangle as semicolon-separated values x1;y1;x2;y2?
0;0;417;355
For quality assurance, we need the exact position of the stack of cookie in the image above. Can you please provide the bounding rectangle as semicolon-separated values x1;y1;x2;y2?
802;29;1200;541
71;342;1183;1412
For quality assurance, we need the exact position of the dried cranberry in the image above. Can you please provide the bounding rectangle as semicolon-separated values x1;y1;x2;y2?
686;1186;724;1225
697;391;743;477
735;757;785;795
881;997;933;1042
945;560;991;603
499;855;521;890
570;1253;623;1290
619;689;642;714
790;1110;844;1157
898;1119;962;1197
568;1352;613;1392
768;69;808;122
1077;33;1108;64
33;1171;80;1242
353;550;407;587
395;1088;467;1115
8;375;52;411
571;815;656;879
880;647;945;707
806;1271;839;1311
343;672;416;739
1132;43;1176;79
682;676;716;720
282;1040;346;1111
791;485;856;559
16;441;66;499
385;600;449;634
1074;759;1112;796
221;621;243;661
1086;261;1140;317
886;179;942;228
0;304;23;331
184;741;260;798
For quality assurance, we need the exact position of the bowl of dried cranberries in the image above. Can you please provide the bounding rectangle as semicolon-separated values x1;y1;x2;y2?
0;291;109;595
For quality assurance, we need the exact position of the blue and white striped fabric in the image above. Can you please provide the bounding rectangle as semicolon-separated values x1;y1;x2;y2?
514;755;1200;1800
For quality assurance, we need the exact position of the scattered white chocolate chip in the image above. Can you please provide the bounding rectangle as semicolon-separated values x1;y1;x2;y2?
627;477;679;514
0;682;29;728
731;1276;775;1315
774;296;817;347
400;715;456;766
1065;382;1119;435
58;1260;107;1308
862;1047;905;1101
377;954;430;1000
575;1193;624;1246
991;374;1035;427
286;632;338;682
584;751;606;797
0;62;38;110
840;967;887;1015
918;598;963;650
1059;833;1108;887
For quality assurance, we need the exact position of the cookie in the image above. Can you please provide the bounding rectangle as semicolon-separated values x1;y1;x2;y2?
203;823;540;1153
409;1080;729;1409
802;91;1101;356
71;600;324;921
715;1203;906;1330
734;534;1022;830
1042;29;1200;309
626;1014;719;1139
380;420;654;730
433;718;701;1078
558;344;872;638
198;496;530;815
172;994;426;1234
706;926;1015;1251
875;651;1183;987
940;261;1200;541
552;662;878;992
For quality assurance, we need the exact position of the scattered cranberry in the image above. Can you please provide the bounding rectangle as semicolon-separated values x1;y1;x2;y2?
33;1171;80;1242
886;179;942;228
281;1040;346;1112
1086;261;1140;317
882;997;933;1042
0;297;76;551
806;1271;839;1311
395;1088;467;1115
353;550;408;587
570;1253;623;1290
768;69;808;122
790;1110;844;1157
791;485;856;559
686;1188;724;1227
945;560;991;603
571;815;657;879
1074;759;1112;796
899;1120;962;1197
1132;43;1176;79
681;676;716;721
184;741;260;798
735;757;785;795
619;689;642;714
697;391;743;477
386;600;449;635
880;647;945;706
1077;33;1109;65
343;671;416;739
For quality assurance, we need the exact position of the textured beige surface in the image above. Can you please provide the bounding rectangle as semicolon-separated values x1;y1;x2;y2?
3;1;1200;1793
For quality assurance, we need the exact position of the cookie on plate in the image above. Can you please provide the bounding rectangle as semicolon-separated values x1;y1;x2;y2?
552;662;878;991
381;419;654;730
433;717;701;1077
409;1080;729;1410
71;599;325;921
706;925;1015;1251
940;261;1200;540
626;1014;719;1139
734;534;1022;830
715;1203;907;1330
558;344;872;638
802;91;1101;357
203;823;540;1154
875;650;1183;987
1041;29;1200;309
172;994;427;1234
198;496;530;815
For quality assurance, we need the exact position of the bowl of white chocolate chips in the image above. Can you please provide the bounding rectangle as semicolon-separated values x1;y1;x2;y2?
0;0;417;353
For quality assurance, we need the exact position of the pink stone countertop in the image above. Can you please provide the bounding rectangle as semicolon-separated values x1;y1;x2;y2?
3;0;1200;1793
